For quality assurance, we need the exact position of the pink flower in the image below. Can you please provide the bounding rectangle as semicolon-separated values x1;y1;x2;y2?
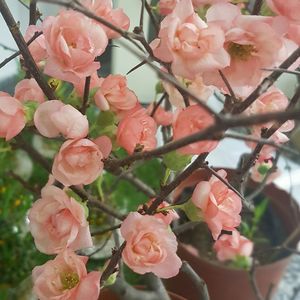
28;185;93;254
250;158;280;183
81;0;130;39
204;3;284;89
120;212;182;278
94;75;138;112
24;25;47;63
214;230;253;262
0;95;25;140
158;0;179;15
14;78;45;104
192;0;229;8
139;200;179;225
34;100;89;139
43;10;108;83
32;249;101;300
151;0;230;79
52;138;109;186
146;103;173;126
192;169;242;240
117;108;157;154
172;105;218;155
267;0;300;24
162;74;213;108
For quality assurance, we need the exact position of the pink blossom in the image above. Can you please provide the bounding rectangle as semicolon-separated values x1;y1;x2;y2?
139;200;179;225
192;169;242;240
34;100;89;139
81;0;130;39
116;108;157;154
120;212;182;278
32;249;101;300
43;10;108;83
14;78;45;104
52;138;108;186
151;0;230;79
162;75;213;108
192;0;229;9
158;0;179;15
266;0;300;24
28;185;93;254
146;103;173;126
0;95;25;140
214;230;253;262
94;74;138;112
204;3;284;89
172;105;218;155
24;25;47;63
73;73;103;97
250;158;280;184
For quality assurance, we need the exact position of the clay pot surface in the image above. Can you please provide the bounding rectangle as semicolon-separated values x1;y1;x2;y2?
165;169;300;300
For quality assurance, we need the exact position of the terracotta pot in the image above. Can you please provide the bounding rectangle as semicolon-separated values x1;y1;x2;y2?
100;287;187;300
165;170;300;300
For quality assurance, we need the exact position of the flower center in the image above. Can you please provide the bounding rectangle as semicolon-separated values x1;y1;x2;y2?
60;272;79;290
227;43;256;61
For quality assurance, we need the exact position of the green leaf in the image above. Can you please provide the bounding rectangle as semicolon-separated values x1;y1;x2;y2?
182;199;203;222
23;101;39;123
163;150;192;172
229;255;251;270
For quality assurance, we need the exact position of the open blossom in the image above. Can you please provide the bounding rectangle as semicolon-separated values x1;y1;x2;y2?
28;185;93;254
139;200;179;225
0;95;25;140
162;75;212;108
24;25;47;63
214;231;253;262
204;3;284;89
94;75;138;112
32;249;101;300
117;108;157;154
151;0;230;79
266;0;300;24
146;103;173;126
43;10;108;83
34;100;89;139
158;0;179;15
172;105;218;155
14;78;45;104
121;212;182;278
52;138;111;186
192;169;242;240
81;0;130;39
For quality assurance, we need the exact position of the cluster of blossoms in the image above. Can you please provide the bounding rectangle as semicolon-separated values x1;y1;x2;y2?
0;0;299;298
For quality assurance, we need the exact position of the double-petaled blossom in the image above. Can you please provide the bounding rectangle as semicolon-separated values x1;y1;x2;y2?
0;94;25;140
24;25;47;64
120;212;182;278
94;74;138;113
162;74;213;108
158;0;179;15
81;0;130;39
192;169;242;240
214;230;253;262
43;10;108;83
266;0;300;24
172;104;218;155
192;0;229;8
32;249;101;300
117;108;157;154
151;0;230;79
52;138;111;186
14;78;45;104
204;3;284;89
28;185;93;254
34;100;89;139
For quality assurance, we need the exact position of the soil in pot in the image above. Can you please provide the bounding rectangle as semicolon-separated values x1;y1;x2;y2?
165;170;300;300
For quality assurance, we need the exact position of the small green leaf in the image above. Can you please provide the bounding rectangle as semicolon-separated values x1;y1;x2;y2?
182;199;203;222
163;150;192;171
23;101;39;123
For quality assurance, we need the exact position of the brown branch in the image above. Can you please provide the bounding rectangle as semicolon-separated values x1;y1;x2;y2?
29;0;37;25
80;76;91;114
181;261;210;300
145;0;159;35
233;47;300;114
150;92;167;117
0;0;55;99
218;70;236;100
251;0;263;15
0;30;43;69
146;154;208;214
262;68;300;76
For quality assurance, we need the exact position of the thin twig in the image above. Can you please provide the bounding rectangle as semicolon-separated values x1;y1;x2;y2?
181;261;210;300
29;0;37;25
218;70;236;100
0;42;16;52
81;76;91;114
145;0;159;35
150;92;167;117
126;60;147;75
262;68;300;76
251;0;263;15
